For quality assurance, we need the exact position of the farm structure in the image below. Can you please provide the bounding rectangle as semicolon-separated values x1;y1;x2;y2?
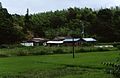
21;38;49;46
21;37;97;46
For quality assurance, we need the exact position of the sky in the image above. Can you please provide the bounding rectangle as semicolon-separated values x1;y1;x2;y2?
0;0;120;15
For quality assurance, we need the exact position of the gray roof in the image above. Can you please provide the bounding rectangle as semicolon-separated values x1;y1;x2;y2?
53;37;65;40
31;38;49;42
63;38;80;42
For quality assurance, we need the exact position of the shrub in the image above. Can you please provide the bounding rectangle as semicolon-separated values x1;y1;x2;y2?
53;48;65;54
76;47;110;53
104;53;120;78
0;54;9;57
96;47;109;51
104;62;120;78
75;48;89;53
113;42;120;47
116;45;120;50
16;49;29;56
0;44;9;48
31;51;48;55
79;48;87;52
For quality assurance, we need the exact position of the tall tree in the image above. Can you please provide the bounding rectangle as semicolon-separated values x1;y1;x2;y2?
23;8;33;39
0;5;24;44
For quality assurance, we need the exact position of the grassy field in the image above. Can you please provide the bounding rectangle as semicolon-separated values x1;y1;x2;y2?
0;50;119;78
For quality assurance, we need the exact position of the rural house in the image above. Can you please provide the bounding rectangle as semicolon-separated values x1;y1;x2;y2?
63;38;81;46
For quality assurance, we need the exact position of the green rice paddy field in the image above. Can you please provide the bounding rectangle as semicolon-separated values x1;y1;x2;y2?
0;51;119;78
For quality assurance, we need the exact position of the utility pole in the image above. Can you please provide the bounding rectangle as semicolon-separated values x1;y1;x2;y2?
0;2;2;9
72;36;75;58
81;22;85;38
27;8;29;15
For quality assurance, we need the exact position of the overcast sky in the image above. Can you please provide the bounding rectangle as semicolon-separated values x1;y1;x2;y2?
1;0;120;15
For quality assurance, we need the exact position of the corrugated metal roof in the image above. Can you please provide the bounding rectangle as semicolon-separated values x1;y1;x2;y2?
82;38;96;42
63;38;80;42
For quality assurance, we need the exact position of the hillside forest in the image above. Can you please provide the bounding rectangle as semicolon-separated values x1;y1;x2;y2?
1;3;120;44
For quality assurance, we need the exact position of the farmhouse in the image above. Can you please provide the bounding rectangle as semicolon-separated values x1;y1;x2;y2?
21;41;34;46
21;38;49;46
31;38;49;46
21;37;97;47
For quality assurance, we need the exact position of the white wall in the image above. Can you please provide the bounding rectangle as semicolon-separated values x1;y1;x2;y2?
21;42;34;46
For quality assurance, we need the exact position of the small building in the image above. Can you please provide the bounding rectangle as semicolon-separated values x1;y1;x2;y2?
82;38;97;42
63;38;81;46
81;38;97;46
21;41;34;47
46;41;63;46
31;38;49;46
21;38;49;46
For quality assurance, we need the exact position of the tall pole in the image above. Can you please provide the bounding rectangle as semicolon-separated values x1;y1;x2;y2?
27;8;29;15
72;36;75;58
0;2;2;9
82;22;85;38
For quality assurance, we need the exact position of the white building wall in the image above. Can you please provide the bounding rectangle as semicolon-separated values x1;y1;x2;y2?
21;42;34;46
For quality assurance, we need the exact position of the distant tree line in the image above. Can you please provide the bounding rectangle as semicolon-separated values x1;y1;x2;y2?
1;3;120;44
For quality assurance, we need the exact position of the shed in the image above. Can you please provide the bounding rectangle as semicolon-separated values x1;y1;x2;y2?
21;41;34;46
82;38;96;42
31;38;49;46
63;38;81;46
46;41;63;46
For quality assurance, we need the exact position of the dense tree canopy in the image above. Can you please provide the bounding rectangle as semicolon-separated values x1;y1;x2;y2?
0;8;24;44
1;3;120;44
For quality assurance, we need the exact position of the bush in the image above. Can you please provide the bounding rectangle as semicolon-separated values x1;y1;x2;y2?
53;49;65;54
0;44;10;48
0;54;9;57
104;62;120;78
16;49;29;56
79;48;88;52
96;47;109;51
113;42;120;47
31;51;48;55
116;45;120;50
76;47;110;53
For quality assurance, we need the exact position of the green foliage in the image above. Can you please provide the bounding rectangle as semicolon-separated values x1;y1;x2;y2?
104;49;120;78
30;7;120;42
0;7;25;44
0;44;10;48
53;48;65;54
116;45;120;50
16;49;29;56
2;6;120;43
0;53;8;57
76;47;110;53
104;62;120;78
96;47;110;51
0;46;116;57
